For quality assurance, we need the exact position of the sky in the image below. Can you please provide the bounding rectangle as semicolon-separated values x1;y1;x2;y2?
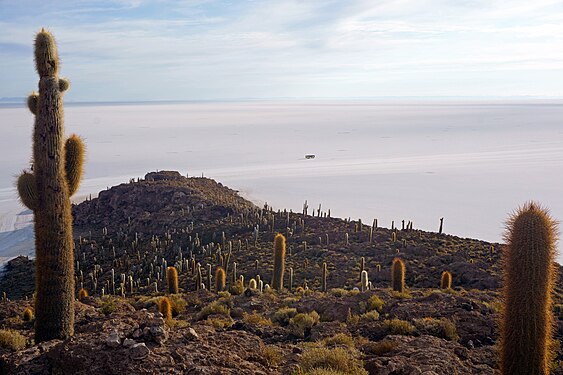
1;0;563;101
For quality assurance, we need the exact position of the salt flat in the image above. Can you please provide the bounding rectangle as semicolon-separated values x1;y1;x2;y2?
1;100;562;262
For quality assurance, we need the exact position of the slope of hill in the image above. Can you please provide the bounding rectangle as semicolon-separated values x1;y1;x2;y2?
0;171;561;374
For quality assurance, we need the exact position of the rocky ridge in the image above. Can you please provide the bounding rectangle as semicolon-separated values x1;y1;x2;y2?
0;171;562;374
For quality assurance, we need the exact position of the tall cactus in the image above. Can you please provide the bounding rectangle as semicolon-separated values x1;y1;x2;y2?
500;202;558;375
166;266;179;294
271;233;286;290
17;29;85;342
215;267;226;292
440;271;452;290
321;262;328;292
391;258;405;293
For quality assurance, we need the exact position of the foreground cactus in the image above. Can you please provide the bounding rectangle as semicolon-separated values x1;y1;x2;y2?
500;202;558;375
17;29;85;342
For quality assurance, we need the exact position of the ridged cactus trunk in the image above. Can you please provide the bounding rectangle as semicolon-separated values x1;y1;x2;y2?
271;233;286;290
166;266;179;294
391;258;405;293
17;29;85;342
500;202;557;375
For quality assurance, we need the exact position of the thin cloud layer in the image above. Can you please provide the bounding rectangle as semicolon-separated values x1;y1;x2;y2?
1;0;562;101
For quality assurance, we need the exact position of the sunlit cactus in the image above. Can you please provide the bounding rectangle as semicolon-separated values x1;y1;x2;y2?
440;271;452;290
16;29;85;342
271;233;286;290
215;267;226;292
166;266;179;294
500;202;558;375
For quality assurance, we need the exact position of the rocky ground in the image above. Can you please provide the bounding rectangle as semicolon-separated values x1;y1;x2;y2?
0;170;562;374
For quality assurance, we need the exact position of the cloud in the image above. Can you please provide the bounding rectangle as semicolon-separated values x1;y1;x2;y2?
1;0;562;100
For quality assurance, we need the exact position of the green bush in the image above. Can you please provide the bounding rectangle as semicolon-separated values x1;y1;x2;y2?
289;311;320;338
323;333;355;349
383;318;415;335
362;340;399;355
100;297;117;315
273;307;298;326
197;300;231;320
413;317;458;341
299;347;368;375
0;329;26;351
366;295;384;313
360;310;380;322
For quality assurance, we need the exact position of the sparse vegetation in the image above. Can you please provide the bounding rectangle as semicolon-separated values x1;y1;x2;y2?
383;318;415;335
289;311;320;338
363;340;400;355
414;317;458;341
0;329;26;351
298;347;368;375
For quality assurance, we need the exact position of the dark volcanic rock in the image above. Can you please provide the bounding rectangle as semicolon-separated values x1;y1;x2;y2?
0;256;34;300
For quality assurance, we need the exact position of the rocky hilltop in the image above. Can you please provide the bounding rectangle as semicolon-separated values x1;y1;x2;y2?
0;171;561;374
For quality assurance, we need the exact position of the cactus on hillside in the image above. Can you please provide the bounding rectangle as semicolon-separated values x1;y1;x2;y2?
360;270;369;292
23;308;34;322
159;297;172;321
16;29;85;342
78;288;88;300
215;267;226;292
440;271;452;290
289;267;294;291
391;258;405;293
166;266;179;294
321;262;328;292
500;202;558;375
271;233;286;290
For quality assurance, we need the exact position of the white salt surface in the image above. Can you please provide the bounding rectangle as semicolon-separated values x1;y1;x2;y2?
1;100;562;262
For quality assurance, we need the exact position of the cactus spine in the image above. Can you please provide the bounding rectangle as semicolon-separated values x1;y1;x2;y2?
500;202;557;375
166;266;179;294
17;30;85;342
440;271;452;290
271;233;286;290
215;267;226;292
391;258;405;293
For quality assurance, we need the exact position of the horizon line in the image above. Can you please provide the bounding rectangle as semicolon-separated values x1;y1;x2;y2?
3;95;563;106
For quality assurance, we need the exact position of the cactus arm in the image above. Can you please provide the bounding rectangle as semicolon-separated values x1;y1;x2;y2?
64;134;85;197
59;78;70;92
27;92;39;115
17;171;37;210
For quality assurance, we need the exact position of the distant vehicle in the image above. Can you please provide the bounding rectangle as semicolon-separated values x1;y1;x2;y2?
305;154;316;159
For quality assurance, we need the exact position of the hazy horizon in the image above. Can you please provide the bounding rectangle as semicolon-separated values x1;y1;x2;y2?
1;100;562;263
